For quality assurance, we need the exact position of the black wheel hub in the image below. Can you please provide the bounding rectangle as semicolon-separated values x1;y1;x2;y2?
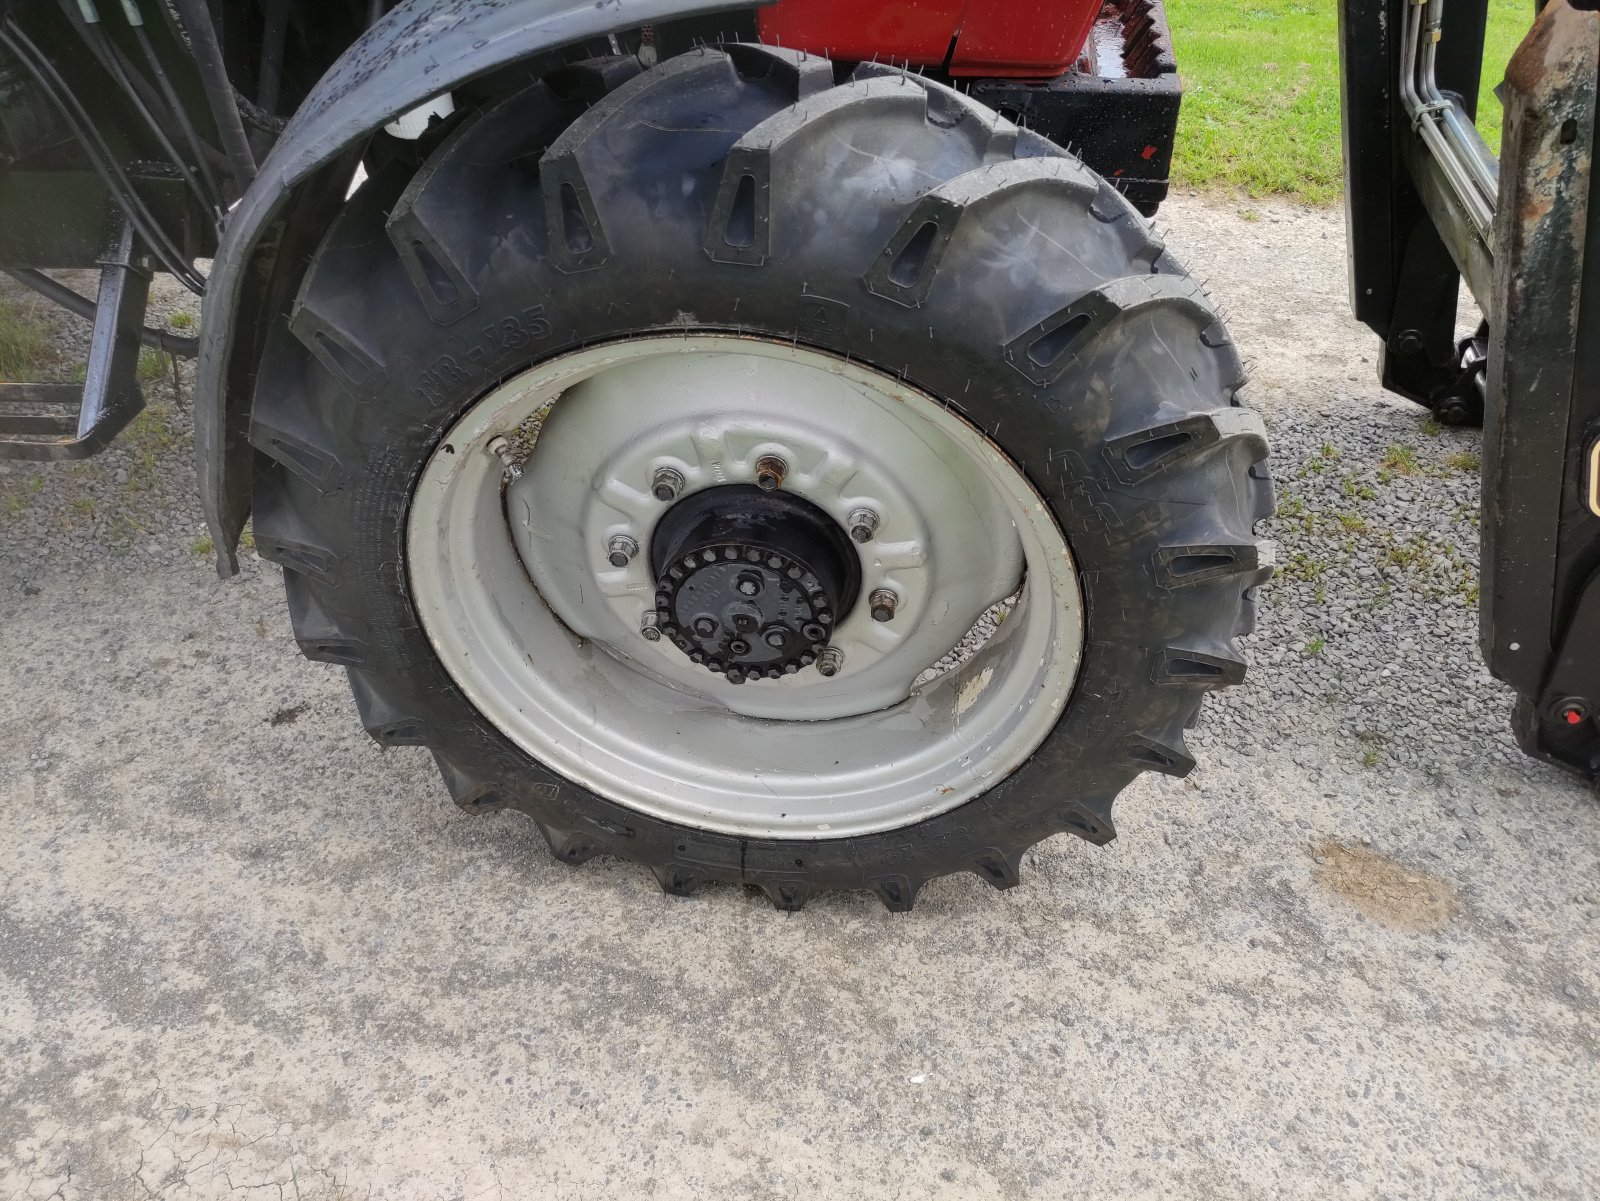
650;484;861;684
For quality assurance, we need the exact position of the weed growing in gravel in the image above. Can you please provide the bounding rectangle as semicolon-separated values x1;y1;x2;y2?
1379;444;1421;478
137;348;172;383
1;474;43;519
1341;474;1377;501
1335;512;1366;532
1384;535;1434;571
1283;550;1329;582
123;404;178;480
169;310;196;330
1305;636;1325;656
0;297;53;380
1421;419;1443;437
1447;451;1481;473
192;533;214;557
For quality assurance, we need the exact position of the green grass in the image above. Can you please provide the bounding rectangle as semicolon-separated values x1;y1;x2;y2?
137;347;172;383
1167;0;1530;201
0;297;53;381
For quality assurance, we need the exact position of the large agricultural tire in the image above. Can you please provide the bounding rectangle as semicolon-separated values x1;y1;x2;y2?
249;46;1273;911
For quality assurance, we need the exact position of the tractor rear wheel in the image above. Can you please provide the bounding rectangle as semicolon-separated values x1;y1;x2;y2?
249;46;1273;910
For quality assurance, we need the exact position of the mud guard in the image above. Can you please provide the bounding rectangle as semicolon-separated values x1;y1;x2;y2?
194;0;751;575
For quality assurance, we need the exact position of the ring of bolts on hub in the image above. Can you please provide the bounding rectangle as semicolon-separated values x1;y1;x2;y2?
653;543;839;683
623;461;902;676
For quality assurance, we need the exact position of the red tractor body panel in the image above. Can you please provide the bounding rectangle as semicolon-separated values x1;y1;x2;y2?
757;0;1100;78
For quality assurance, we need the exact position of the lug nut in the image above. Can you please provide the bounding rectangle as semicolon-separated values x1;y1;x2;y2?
652;466;685;503
640;611;662;641
764;629;788;650
869;588;899;623
607;534;639;568
847;508;879;543
693;617;718;638
816;647;844;677
755;455;788;492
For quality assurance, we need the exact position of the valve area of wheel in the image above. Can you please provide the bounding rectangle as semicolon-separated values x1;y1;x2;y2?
649;484;861;684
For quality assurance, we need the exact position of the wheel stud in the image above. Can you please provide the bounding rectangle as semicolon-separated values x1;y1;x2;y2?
652;466;685;502
848;508;879;543
607;534;639;568
817;647;844;677
869;588;899;623
640;611;662;641
693;616;718;638
755;455;788;492
764;629;787;650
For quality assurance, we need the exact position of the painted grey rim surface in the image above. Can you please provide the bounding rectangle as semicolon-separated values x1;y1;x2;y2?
406;335;1083;839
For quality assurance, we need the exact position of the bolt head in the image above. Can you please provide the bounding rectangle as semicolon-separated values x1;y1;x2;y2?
764;630;787;649
755;455;788;492
693;617;718;638
607;535;638;568
817;647;844;678
848;508;879;543
652;467;685;503
869;587;899;622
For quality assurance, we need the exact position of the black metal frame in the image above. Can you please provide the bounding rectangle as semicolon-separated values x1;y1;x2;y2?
1338;0;1489;414
1340;0;1600;779
0;214;151;460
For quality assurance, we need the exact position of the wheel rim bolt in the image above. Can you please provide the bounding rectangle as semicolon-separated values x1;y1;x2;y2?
869;588;899;623
652;466;685;503
607;535;639;568
693;617;718;638
848;508;879;543
639;611;661;641
755;455;788;492
817;647;844;677
764;630;787;649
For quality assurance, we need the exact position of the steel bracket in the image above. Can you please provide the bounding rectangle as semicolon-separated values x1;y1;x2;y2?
0;214;150;461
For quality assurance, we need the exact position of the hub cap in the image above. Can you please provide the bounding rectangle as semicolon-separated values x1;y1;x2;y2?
406;335;1083;839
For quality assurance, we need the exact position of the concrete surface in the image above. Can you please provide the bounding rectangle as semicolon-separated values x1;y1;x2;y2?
1;196;1597;1200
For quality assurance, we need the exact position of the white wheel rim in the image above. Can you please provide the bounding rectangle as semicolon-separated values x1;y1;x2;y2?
407;335;1083;839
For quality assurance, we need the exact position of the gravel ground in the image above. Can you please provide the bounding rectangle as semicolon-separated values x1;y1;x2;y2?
1;195;1597;1200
